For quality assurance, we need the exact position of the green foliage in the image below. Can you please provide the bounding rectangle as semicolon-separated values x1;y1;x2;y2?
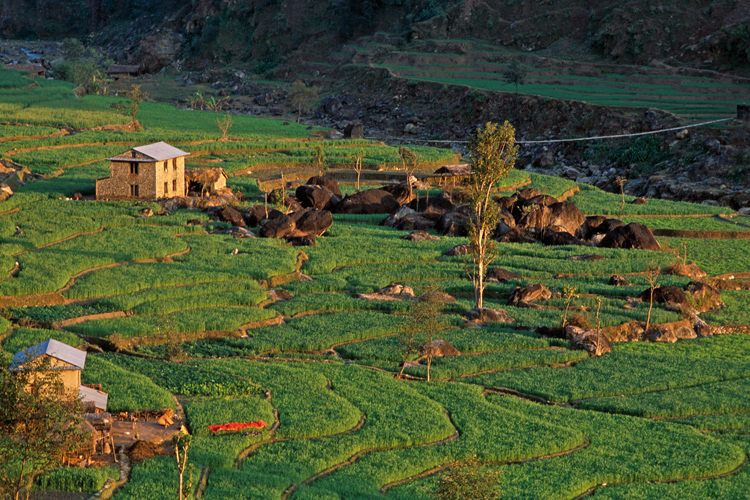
432;456;502;500
465;351;750;403
99;354;264;397
34;466;118;492
590;136;671;174
82;356;175;413
2;328;82;355
4;303;118;323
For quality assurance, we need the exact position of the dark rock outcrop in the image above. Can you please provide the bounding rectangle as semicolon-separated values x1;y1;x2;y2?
296;184;340;211
508;283;552;306
336;189;400;214
599;222;661;251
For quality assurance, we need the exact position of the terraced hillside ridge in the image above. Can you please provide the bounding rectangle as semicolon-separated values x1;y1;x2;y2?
1;66;750;500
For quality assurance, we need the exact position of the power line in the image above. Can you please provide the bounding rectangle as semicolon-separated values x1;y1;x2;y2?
372;117;734;146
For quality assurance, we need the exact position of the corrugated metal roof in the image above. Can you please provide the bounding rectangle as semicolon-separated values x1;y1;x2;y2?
133;142;190;162
11;339;87;370
79;385;109;411
107;142;190;163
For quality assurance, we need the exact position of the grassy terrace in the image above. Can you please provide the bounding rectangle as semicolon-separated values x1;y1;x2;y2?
1;66;749;500
360;42;750;122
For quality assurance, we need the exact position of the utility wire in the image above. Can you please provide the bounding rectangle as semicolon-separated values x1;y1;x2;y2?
371;117;734;146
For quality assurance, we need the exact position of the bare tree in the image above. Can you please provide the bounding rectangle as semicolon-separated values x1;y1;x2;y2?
615;176;627;216
644;262;660;334
173;428;192;500
398;146;421;200
110;85;148;130
314;145;327;175
466;122;518;309
216;114;234;141
353;147;365;192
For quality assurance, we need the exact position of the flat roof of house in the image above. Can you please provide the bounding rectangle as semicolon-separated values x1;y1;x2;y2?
79;385;109;411
11;338;87;370
107;142;190;163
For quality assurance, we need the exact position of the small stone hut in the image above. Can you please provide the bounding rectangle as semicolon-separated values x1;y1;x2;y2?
96;142;189;201
185;167;228;196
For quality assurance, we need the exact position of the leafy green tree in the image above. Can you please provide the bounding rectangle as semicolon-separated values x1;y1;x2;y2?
288;81;318;122
314;145;327;174
110;85;148;130
398;285;444;381
466;122;518;309
503;58;526;118
0;358;85;500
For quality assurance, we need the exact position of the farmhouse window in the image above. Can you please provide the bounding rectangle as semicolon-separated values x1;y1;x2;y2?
130;163;139;175
130;184;139;197
172;179;177;192
164;162;168;173
164;182;169;194
172;159;177;171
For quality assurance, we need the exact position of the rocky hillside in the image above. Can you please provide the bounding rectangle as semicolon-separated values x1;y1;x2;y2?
3;0;749;75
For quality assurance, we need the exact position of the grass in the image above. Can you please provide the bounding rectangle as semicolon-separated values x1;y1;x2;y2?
464;351;750;403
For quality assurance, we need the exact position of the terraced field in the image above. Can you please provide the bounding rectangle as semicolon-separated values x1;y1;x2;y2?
1;67;750;499
356;39;750;123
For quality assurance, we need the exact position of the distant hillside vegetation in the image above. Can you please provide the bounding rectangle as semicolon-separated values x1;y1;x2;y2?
2;0;748;75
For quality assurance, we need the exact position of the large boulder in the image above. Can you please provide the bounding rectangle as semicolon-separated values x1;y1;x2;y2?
259;208;332;239
609;275;632;287
306;175;342;197
420;339;460;358
498;228;539;244
381;182;415;205
216;206;246;227
640;286;689;307
583;216;626;238
290;208;333;237
436;208;470;237
542;226;584;246
244;205;284;227
259;214;297;239
409;192;455;213
487;268;523;282
382;206;435;231
547;202;586;238
599;222;661;251
508;283;552;306
296;184;340;211
336;189;400;214
445;244;472;256
565;326;613;356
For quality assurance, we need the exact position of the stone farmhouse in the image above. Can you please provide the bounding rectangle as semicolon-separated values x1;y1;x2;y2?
12;338;108;412
96;142;189;201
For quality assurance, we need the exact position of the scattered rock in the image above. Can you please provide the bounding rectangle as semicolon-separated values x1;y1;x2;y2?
487;268;523;282
305;175;342;197
216;206;246;227
420;339;460;358
336;189;400;214
647;328;678;343
599;222;661;251
377;283;416;297
609;275;632;286
296;184;340;211
565;326;613;356
402;231;439;242
508;283;552;306
444;244;472;256
640;286;688;307
465;308;515;323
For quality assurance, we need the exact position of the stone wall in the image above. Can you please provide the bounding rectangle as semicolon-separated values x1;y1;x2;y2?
96;156;186;200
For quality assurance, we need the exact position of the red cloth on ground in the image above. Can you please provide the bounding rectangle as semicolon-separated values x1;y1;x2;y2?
208;421;268;434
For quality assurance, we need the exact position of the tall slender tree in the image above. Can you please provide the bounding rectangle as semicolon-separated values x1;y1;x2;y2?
466;122;518;309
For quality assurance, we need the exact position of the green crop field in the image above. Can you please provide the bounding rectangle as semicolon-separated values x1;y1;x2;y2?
1;65;749;500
